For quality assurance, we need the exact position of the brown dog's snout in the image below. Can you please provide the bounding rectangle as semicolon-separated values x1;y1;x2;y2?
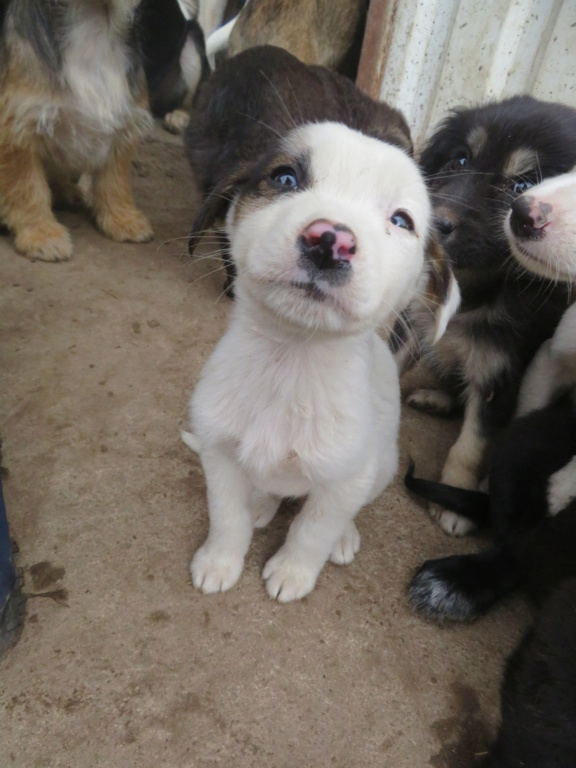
299;220;356;271
509;196;550;239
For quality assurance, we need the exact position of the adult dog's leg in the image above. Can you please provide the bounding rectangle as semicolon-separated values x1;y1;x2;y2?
191;446;254;593
0;141;72;261
92;143;153;244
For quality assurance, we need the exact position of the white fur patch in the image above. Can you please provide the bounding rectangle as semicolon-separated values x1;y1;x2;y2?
505;170;576;283
547;456;576;515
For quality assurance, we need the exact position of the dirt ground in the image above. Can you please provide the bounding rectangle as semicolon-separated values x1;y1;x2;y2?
0;126;529;768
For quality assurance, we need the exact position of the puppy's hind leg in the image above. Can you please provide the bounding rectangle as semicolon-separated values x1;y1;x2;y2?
251;489;281;528
0;141;72;261
91;143;153;244
191;446;254;594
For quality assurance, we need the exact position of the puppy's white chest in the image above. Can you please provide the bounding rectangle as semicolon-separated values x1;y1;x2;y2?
193;331;373;496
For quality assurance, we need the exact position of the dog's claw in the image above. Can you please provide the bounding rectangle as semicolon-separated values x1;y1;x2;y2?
329;521;360;565
190;543;244;593
263;548;320;602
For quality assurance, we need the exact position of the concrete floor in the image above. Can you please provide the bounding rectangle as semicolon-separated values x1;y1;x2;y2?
0;127;529;768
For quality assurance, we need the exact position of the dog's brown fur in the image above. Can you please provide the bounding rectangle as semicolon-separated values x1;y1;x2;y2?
227;0;368;77
0;1;153;262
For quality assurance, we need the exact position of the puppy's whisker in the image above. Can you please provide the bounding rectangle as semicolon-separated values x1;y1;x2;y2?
187;264;227;288
285;76;304;124
238;112;284;140
258;70;297;129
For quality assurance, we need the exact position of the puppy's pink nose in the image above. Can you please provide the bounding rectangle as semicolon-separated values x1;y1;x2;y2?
301;219;357;259
299;220;356;271
510;196;550;239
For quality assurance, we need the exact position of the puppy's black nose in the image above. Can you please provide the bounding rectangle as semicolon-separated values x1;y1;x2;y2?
434;215;456;236
509;196;549;239
298;220;356;271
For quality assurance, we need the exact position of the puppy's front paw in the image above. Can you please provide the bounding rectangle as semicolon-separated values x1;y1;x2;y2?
263;547;321;602
190;543;244;594
97;208;153;244
406;388;457;415
163;109;190;135
329;521;360;565
432;507;476;536
15;222;73;262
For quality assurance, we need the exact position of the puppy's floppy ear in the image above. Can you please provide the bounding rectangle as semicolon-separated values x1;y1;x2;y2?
417;233;460;345
188;168;248;255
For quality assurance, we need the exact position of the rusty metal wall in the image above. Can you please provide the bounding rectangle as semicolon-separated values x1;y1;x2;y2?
357;0;576;149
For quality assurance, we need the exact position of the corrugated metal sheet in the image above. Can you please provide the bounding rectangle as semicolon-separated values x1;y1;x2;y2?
357;0;576;147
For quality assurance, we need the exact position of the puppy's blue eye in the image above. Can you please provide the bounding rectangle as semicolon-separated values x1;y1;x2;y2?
271;166;298;189
512;179;534;195
390;210;414;231
444;153;469;171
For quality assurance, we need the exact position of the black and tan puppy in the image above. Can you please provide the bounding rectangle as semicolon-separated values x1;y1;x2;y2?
0;0;153;262
400;97;576;536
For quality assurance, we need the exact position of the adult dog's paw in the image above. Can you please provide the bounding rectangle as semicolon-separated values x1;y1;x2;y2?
329;521;360;565
97;207;153;244
15;222;73;262
406;388;457;415
190;543;244;594
263;547;321;602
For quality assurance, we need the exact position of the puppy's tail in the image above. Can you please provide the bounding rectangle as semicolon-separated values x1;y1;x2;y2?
180;429;201;454
404;459;490;528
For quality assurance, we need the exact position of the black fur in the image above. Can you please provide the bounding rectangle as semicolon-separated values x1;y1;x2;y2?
184;45;412;293
480;511;576;768
137;0;209;117
408;406;576;765
405;460;490;529
407;393;576;621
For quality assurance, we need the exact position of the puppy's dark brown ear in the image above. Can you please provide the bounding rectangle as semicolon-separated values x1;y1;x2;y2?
188;170;248;255
421;234;460;344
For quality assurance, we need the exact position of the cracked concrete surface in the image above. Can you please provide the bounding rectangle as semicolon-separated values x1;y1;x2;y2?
0;127;529;768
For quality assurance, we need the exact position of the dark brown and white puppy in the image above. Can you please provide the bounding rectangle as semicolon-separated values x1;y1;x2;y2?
183;119;458;602
0;0;153;262
401;97;576;536
185;44;420;294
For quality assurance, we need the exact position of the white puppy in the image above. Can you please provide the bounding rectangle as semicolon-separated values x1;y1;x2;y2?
506;170;576;513
507;170;576;416
185;122;458;602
